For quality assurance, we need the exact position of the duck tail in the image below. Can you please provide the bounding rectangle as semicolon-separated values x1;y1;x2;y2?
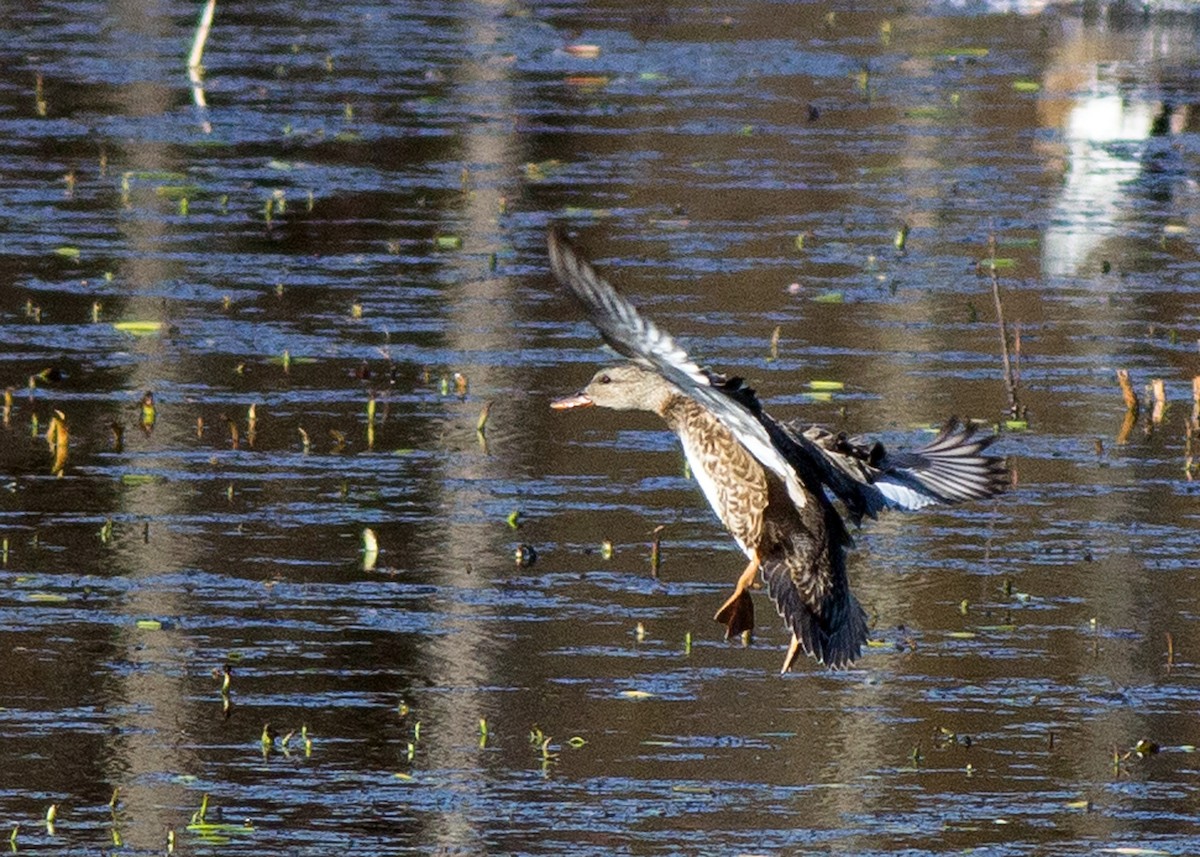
761;558;869;671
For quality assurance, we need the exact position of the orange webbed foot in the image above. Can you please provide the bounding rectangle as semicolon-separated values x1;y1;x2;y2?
713;588;755;639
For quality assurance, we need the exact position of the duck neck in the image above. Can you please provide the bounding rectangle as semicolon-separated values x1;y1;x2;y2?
658;392;701;431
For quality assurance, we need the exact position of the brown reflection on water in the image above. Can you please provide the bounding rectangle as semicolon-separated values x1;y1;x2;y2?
403;1;531;850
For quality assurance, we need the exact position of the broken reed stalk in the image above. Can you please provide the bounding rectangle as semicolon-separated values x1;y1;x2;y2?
988;234;1021;419
187;0;216;131
187;0;217;69
1116;369;1139;415
1192;376;1200;426
1151;378;1165;425
46;410;68;476
1115;369;1139;444
649;525;664;578
1186;376;1200;477
1013;322;1022;392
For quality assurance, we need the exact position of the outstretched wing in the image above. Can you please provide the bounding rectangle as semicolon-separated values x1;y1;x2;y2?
548;228;812;512
785;418;1008;524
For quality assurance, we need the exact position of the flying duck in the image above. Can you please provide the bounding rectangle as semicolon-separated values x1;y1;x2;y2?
548;229;1008;670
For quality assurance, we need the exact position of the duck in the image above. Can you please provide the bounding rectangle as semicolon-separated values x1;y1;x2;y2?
548;228;1009;671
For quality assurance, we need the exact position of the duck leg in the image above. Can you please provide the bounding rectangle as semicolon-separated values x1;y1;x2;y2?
781;634;804;673
713;551;760;639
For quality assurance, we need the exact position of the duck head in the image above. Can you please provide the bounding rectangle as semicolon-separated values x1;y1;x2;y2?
551;363;676;413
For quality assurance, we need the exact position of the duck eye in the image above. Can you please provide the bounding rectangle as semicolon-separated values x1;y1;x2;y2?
598;374;612;384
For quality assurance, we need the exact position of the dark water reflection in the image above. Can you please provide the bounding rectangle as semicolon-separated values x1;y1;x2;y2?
1;0;1200;854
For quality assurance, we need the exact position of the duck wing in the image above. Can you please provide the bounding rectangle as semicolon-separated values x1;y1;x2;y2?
548;228;813;513
783;418;1008;524
758;501;870;670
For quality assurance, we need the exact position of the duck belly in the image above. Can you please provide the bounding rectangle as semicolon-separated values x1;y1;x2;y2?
669;402;769;560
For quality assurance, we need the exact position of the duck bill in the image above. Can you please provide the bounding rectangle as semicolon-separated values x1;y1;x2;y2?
550;391;594;410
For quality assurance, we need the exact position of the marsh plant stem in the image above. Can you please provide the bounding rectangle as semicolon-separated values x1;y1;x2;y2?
188;0;217;70
989;234;1022;420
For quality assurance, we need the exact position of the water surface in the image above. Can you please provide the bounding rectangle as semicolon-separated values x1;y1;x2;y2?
1;1;1200;854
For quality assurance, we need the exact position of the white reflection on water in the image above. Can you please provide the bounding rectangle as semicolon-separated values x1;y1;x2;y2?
1043;91;1160;279
1031;7;1196;279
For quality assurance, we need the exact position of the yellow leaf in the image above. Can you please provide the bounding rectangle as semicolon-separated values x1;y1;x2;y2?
28;593;68;603
113;321;166;335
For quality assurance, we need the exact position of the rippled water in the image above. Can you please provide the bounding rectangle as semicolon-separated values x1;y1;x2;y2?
2;0;1200;854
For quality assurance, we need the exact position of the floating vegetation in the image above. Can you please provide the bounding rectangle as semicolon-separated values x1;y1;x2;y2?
155;184;199;201
565;75;609;89
528;726;557;773
524;160;562;182
28;593;68;603
113;320;168;336
362;527;378;571
564;43;601;58
187;794;253;842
